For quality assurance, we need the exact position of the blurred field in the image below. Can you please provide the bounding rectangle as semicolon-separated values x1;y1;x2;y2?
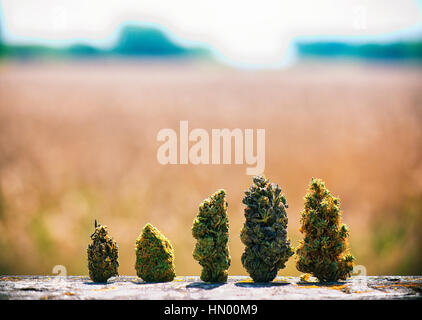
0;60;421;276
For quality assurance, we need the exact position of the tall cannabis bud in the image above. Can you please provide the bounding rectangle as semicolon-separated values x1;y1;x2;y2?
241;176;294;282
87;220;119;283
296;178;354;282
192;189;231;283
135;223;176;282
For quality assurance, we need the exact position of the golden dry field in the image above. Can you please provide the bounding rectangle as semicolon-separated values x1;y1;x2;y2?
0;61;421;276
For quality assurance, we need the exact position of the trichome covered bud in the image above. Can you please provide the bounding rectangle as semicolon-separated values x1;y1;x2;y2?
240;175;294;282
135;223;176;282
87;220;119;283
192;189;231;282
296;178;354;282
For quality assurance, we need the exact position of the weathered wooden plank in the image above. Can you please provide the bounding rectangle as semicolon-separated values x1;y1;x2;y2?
0;276;421;300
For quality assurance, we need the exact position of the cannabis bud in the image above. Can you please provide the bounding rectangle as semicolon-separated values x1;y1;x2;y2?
192;189;231;282
135;223;176;282
87;220;119;283
296;178;354;282
240;175;294;282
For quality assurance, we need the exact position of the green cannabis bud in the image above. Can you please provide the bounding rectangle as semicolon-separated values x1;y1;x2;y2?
135;223;176;282
296;178;354;282
87;220;119;283
240;175;294;282
192;189;231;282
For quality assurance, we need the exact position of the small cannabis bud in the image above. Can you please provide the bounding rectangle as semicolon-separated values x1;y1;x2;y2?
296;178;354;282
87;220;119;283
135;223;176;282
240;175;294;282
192;189;231;282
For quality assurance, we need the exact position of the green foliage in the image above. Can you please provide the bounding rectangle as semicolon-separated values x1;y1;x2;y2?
192;189;231;282
135;223;176;282
240;176;294;282
0;25;210;60
296;178;354;282
87;220;119;283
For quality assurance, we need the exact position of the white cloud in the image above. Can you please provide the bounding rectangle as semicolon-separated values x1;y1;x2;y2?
1;0;421;66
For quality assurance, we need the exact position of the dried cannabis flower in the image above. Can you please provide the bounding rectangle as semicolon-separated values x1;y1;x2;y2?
135;223;176;282
192;189;231;282
296;178;354;282
240;175;294;282
87;220;119;283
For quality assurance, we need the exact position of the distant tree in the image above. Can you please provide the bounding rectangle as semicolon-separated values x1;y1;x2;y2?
113;26;187;56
